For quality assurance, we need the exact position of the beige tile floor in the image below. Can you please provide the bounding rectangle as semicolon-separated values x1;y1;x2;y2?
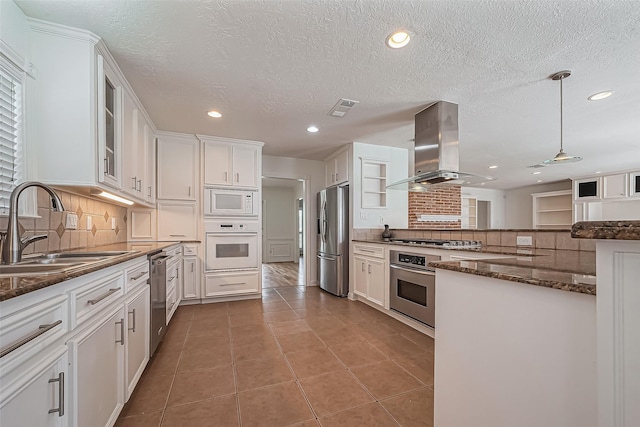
116;286;434;426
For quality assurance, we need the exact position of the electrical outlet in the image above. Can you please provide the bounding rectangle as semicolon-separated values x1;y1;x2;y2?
64;212;78;230
379;215;385;224
516;236;533;246
111;217;117;230
360;212;367;220
86;216;92;231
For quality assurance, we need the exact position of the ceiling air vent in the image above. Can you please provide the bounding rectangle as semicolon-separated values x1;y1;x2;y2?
328;98;359;118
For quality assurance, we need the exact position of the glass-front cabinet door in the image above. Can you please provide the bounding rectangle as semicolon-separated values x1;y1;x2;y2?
97;54;122;189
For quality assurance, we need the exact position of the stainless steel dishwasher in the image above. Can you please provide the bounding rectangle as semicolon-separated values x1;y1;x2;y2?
149;252;169;356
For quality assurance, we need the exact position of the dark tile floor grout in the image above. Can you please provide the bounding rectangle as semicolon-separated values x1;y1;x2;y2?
116;285;434;427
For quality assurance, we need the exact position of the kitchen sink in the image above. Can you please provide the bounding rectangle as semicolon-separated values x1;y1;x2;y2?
0;251;138;277
0;263;84;276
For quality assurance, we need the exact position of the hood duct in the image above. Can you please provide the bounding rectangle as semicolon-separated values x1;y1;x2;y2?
387;101;495;191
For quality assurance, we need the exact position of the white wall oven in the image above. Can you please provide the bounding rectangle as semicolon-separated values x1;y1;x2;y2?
204;187;258;217
205;219;259;271
389;250;441;328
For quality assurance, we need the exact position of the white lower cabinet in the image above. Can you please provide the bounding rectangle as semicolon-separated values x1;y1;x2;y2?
69;305;125;427
0;346;68;427
353;255;385;307
124;286;149;400
204;271;260;297
182;256;200;300
0;256;151;427
352;244;387;308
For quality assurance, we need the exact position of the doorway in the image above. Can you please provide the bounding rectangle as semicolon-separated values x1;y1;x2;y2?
261;177;306;288
477;200;491;229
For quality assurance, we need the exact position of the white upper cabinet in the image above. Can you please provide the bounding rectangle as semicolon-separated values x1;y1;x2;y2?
157;133;199;200
325;148;349;187
199;136;263;190
27;21;156;206
603;173;628;199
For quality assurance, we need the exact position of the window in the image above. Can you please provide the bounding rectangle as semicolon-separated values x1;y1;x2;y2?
0;60;23;214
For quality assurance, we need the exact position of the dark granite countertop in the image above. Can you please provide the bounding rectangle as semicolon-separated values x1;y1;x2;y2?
0;242;183;302
353;239;596;295
572;221;640;240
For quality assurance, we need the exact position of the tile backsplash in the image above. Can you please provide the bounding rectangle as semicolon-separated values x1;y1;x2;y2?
353;228;596;252
0;188;128;255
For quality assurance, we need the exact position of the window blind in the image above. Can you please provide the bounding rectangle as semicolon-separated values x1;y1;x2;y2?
0;62;22;212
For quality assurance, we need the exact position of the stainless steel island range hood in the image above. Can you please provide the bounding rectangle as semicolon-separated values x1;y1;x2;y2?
387;101;495;191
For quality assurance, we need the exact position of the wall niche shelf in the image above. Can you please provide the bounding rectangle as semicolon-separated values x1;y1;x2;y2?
361;159;388;208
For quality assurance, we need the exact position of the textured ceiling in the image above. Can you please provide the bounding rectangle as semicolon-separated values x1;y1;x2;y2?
15;0;640;190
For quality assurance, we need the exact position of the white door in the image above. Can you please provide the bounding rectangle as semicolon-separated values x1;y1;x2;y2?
335;149;349;184
205;233;258;270
157;203;198;240
125;287;149;400
182;257;200;300
204;142;233;186
353;256;368;298
232;145;259;188
70;306;125;427
367;258;386;307
0;349;68;427
157;137;197;200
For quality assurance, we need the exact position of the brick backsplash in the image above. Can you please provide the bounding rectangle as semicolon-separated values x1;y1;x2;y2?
354;228;595;252
0;188;128;255
408;186;462;229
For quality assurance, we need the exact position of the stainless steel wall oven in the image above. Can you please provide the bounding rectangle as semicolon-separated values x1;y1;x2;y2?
389;250;440;328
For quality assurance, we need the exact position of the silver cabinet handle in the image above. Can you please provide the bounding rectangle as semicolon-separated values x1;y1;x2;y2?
176;267;180;280
336;173;339;181
224;171;228;182
170;234;186;237
131;177;137;190
168;276;175;282
359;249;375;253
0;320;62;358
191;263;194;273
361;263;365;272
88;288;119;305
188;186;191;197
147;186;152;197
368;265;371;274
130;271;148;281
128;309;136;332
115;318;124;345
48;372;64;417
219;282;244;286
236;173;239;183
137;179;142;192
390;264;436;276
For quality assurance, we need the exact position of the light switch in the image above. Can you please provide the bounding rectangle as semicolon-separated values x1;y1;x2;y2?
111;217;116;230
86;216;92;231
360;212;367;220
516;236;533;246
65;212;78;230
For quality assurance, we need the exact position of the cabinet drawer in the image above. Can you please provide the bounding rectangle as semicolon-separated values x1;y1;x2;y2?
354;244;385;259
71;273;124;327
0;295;68;367
125;260;149;293
204;272;259;297
182;244;198;256
164;245;183;258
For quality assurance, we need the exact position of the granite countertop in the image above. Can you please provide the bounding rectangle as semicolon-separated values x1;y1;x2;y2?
0;242;183;302
572;221;640;240
353;239;596;295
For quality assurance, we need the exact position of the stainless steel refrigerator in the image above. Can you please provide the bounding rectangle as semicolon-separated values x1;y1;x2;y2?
317;186;349;297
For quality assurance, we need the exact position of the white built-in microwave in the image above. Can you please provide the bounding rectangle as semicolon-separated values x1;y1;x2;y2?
204;187;258;217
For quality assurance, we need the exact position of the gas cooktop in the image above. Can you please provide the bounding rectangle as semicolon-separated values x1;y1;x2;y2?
389;238;482;249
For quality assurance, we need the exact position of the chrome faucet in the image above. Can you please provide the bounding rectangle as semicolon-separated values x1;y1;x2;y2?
1;182;65;264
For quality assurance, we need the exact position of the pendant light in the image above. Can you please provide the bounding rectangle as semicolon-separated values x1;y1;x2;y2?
542;70;582;165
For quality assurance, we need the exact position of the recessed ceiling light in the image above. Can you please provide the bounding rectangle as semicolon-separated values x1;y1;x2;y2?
488;165;498;169
307;126;319;133
532;171;541;175
537;180;543;183
386;30;411;49
595;171;602;174
588;91;614;101
207;110;222;118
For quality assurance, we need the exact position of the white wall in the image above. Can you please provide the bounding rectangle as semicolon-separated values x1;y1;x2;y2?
262;186;296;262
504;180;572;228
461;187;506;229
262;155;325;285
352;142;408;229
0;1;31;69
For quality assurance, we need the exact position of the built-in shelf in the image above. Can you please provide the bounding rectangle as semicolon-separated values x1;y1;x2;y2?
532;190;572;229
462;196;477;229
361;159;388;208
